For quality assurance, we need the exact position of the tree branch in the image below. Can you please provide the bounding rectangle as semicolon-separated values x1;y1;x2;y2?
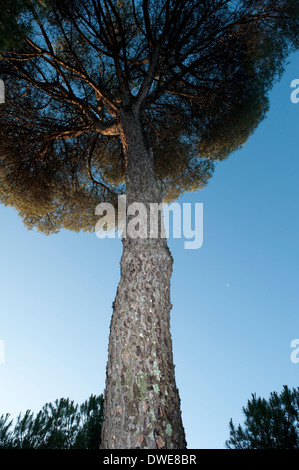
86;133;120;196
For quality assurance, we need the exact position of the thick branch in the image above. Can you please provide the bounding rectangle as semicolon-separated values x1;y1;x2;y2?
136;48;159;107
86;133;120;195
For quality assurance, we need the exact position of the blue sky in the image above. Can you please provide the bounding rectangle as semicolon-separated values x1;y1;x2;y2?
0;51;298;449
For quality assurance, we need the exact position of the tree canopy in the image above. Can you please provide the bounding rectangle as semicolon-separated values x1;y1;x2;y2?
0;394;103;449
226;385;299;449
0;0;298;234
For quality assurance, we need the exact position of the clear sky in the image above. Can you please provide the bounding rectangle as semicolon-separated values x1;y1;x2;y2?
0;51;298;450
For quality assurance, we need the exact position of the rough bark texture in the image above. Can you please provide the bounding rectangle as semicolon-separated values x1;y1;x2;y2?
100;107;186;449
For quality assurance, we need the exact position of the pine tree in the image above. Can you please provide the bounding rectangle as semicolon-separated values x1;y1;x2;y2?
0;394;104;449
0;1;298;449
226;386;299;449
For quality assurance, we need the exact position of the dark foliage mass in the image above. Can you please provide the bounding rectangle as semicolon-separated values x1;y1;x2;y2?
226;386;299;449
0;394;103;449
0;0;298;234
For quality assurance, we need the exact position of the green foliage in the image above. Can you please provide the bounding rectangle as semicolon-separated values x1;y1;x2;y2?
0;394;104;449
0;1;298;234
0;0;29;53
226;385;299;449
0;0;48;54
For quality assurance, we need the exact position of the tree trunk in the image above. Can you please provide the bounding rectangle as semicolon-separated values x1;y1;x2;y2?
100;107;187;449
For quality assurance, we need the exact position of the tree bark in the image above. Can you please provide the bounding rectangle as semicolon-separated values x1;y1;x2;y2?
100;107;187;449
